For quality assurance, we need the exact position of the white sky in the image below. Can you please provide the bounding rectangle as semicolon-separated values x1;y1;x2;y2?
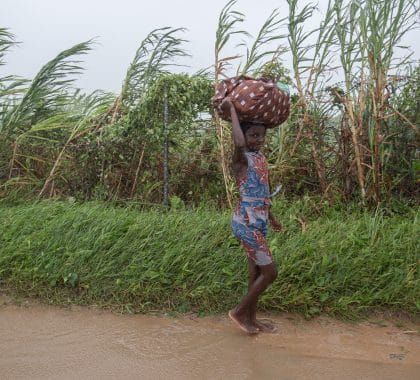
2;0;419;94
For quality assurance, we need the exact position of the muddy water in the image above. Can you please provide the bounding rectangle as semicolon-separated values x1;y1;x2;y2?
1;303;419;380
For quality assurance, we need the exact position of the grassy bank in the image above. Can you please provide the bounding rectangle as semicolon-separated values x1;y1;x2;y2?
0;200;418;318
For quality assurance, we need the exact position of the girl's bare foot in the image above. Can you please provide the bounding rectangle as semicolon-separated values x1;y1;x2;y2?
229;310;259;334
253;319;277;333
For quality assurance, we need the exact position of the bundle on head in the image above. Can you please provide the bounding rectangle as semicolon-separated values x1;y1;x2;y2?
212;75;290;129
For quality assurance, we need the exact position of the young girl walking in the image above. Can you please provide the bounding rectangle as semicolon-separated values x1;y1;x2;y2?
221;97;283;334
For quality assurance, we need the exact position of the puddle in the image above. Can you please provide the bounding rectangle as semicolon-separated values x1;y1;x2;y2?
1;302;419;379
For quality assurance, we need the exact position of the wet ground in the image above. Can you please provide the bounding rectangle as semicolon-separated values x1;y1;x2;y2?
1;299;419;380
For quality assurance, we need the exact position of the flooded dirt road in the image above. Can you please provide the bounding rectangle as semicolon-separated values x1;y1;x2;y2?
1;301;419;380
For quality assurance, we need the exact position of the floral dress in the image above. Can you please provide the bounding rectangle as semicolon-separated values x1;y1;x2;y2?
231;151;273;265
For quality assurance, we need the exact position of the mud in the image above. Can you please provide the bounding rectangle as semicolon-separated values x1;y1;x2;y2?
1;301;419;380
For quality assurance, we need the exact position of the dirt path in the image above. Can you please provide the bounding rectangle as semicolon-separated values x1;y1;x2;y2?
1;300;419;380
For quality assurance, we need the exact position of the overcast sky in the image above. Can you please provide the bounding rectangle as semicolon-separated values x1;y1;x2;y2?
2;0;419;94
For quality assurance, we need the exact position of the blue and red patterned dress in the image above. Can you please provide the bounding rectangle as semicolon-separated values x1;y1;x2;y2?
231;151;273;265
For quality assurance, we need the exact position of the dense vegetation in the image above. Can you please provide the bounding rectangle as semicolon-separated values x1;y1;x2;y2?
0;0;418;207
0;201;418;317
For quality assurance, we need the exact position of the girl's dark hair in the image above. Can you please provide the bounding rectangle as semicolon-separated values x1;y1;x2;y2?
241;121;265;133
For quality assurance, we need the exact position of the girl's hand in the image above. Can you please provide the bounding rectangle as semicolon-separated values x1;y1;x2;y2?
270;219;283;232
269;213;283;232
221;97;233;113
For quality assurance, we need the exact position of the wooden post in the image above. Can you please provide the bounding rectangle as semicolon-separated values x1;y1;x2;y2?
163;91;169;206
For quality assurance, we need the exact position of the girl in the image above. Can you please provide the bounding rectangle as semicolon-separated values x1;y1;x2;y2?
221;97;282;334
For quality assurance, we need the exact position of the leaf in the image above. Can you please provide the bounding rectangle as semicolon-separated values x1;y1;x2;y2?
3;40;93;134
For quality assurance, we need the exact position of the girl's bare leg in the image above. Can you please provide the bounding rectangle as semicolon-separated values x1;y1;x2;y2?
247;259;277;332
230;262;277;333
247;259;259;325
228;260;258;334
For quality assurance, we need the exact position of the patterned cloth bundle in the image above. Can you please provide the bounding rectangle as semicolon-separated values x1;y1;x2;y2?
212;75;290;129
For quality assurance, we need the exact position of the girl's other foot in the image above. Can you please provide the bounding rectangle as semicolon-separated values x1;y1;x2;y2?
254;319;277;333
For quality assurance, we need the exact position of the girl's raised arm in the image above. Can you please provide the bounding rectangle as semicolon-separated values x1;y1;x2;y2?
221;98;245;149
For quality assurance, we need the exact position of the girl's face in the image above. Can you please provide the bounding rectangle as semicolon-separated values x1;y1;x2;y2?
245;125;266;152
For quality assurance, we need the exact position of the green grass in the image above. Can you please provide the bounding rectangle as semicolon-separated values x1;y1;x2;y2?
0;199;418;318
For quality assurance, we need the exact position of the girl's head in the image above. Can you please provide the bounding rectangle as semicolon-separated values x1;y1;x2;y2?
241;122;267;152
